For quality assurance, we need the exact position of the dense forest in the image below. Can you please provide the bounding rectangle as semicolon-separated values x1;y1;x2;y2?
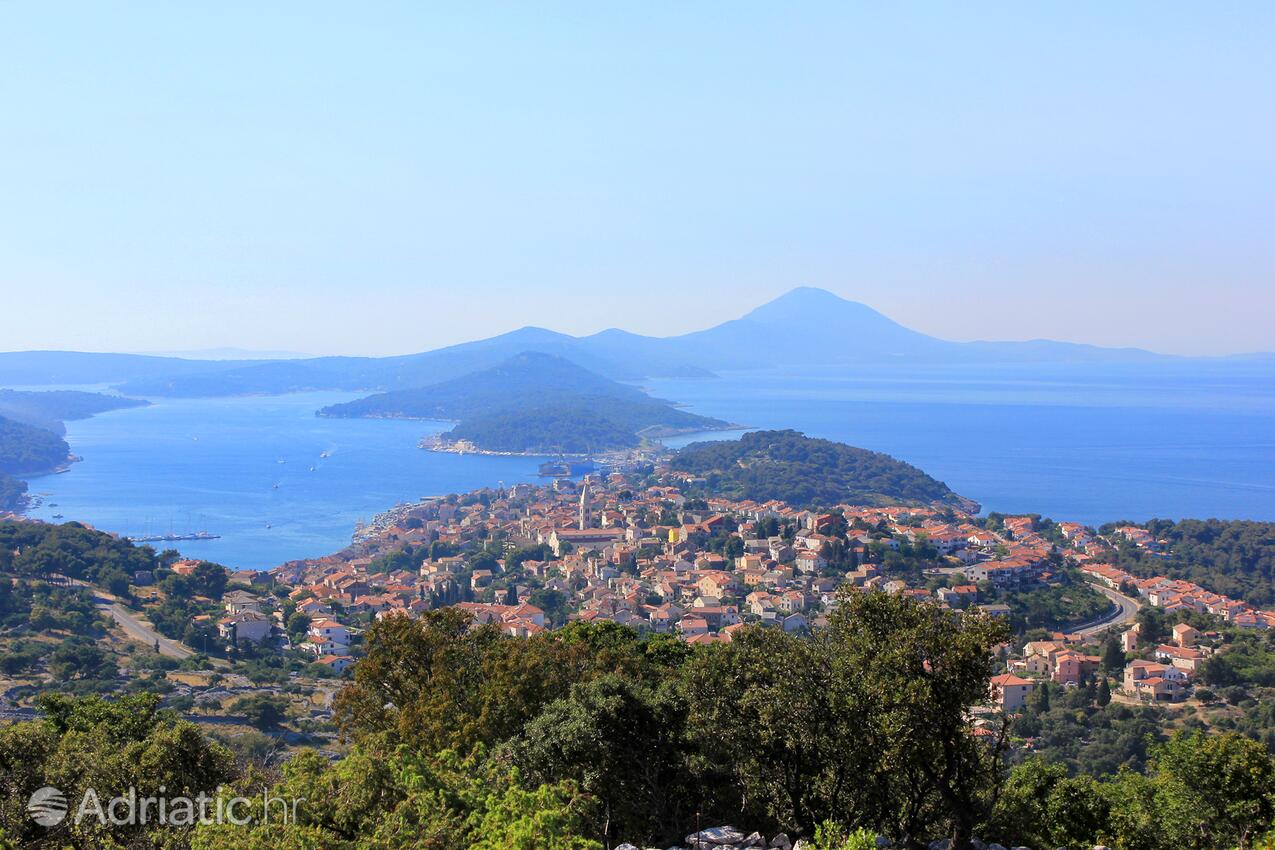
672;430;969;509
0;415;70;476
1104;518;1275;605
5;596;1275;850
0;520;159;594
446;405;641;453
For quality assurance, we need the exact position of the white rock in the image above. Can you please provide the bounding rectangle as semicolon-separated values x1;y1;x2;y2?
741;833;766;848
929;841;953;850
685;826;747;846
769;833;792;850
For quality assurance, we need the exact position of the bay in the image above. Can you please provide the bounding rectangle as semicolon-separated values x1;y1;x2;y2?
11;359;1275;570
20;391;556;569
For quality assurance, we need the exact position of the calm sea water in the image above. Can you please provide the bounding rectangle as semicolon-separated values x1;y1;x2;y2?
13;360;1275;569
20;392;558;569
652;361;1275;528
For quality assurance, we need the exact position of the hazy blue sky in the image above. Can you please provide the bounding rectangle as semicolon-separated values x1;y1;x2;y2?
2;4;1272;356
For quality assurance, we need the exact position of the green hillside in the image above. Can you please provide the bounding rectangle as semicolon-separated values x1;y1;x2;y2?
0;415;70;476
321;352;727;451
672;429;971;509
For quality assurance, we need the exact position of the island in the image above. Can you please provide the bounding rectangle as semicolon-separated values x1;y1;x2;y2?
318;351;732;453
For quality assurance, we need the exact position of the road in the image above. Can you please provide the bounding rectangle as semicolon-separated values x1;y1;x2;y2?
1070;582;1141;637
92;592;196;660
55;575;194;660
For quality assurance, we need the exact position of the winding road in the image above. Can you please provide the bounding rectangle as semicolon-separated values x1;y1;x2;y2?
1070;582;1141;637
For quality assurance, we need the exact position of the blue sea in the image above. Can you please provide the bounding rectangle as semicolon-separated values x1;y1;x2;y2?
20;391;560;570
14;360;1275;569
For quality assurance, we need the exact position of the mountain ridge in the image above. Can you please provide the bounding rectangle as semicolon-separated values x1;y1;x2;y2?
0;288;1241;397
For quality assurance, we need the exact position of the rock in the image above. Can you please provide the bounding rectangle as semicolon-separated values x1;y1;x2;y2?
769;833;792;850
929;841;953;850
685;826;747;847
793;841;808;850
1094;846;1112;850
615;845;639;850
971;840;988;850
875;837;892;849
741;833;766;848
988;845;1007;850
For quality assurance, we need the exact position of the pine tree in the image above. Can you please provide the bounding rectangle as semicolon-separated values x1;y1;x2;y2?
1096;677;1112;706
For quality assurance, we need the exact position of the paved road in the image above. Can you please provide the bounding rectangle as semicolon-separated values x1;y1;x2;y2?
55;575;195;660
93;593;196;660
1071;583;1141;637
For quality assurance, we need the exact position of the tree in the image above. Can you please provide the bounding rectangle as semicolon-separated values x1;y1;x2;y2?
1102;636;1126;673
682;625;861;837
1096;677;1112;707
1152;730;1275;850
231;693;291;730
511;674;690;846
1137;606;1168;646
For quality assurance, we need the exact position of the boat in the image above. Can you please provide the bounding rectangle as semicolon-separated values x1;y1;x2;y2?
125;531;221;543
309;465;316;472
52;514;64;519
272;482;280;490
319;450;332;459
277;458;286;464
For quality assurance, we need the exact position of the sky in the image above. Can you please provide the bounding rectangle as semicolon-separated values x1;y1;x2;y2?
1;3;1272;357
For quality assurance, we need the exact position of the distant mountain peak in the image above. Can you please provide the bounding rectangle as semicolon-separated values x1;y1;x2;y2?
742;287;894;324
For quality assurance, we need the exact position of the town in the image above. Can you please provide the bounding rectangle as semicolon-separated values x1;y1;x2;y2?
183;464;1272;725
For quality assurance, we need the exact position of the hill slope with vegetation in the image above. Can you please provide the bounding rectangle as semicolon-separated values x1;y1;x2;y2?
672;429;972;510
0;415;70;477
1105;518;1275;605
0;389;147;434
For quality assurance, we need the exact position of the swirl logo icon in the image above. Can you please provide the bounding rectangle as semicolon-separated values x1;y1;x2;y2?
28;786;68;827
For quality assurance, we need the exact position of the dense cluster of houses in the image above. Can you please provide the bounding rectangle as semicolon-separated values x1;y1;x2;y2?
990;620;1210;710
132;466;1262;721
265;470;1067;654
1081;561;1275;630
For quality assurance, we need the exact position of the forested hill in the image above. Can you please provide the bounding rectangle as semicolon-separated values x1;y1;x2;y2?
0;389;147;434
0;416;70;510
321;351;660;419
319;352;728;451
0;415;71;476
1105;518;1275;605
672;429;973;510
446;405;642;453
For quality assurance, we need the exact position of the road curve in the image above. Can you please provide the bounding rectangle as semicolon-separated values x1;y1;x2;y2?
1071;582;1141;637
